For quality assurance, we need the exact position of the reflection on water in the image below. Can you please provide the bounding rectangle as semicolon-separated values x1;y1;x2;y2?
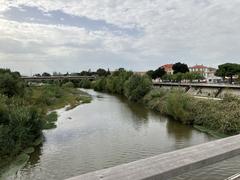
11;89;214;180
167;120;192;140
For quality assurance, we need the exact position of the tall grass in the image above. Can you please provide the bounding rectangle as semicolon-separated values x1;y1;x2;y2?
144;89;240;135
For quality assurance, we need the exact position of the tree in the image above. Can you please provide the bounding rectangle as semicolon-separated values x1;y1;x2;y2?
146;70;155;79
62;82;74;88
147;67;166;79
34;73;41;77
79;79;91;89
112;68;126;76
162;74;173;82
105;70;133;94
194;73;204;83
215;63;240;84
172;62;189;74
106;69;111;76
93;77;107;91
96;68;108;77
42;72;51;77
237;72;240;84
124;75;152;102
153;67;166;79
184;72;204;83
172;73;183;83
0;69;26;97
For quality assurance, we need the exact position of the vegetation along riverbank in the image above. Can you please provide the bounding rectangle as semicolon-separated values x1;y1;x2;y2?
0;69;92;174
78;68;240;138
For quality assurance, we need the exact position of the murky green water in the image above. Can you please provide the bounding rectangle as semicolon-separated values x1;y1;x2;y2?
7;89;218;180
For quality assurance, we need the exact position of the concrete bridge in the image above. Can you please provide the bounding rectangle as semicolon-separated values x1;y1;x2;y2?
67;134;240;180
153;82;240;89
21;76;96;82
153;82;240;98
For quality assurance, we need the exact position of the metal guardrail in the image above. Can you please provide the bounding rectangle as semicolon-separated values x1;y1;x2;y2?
21;76;97;81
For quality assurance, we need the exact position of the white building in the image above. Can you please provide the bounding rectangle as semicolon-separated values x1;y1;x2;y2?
189;65;216;78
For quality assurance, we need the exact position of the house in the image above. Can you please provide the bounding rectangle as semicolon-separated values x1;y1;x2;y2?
162;64;173;75
189;65;216;78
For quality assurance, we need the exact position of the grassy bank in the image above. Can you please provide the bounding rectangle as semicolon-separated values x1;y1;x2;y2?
0;70;92;175
0;85;92;177
30;85;92;129
30;85;92;112
144;89;240;136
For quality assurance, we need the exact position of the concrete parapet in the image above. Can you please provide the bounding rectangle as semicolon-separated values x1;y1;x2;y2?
67;135;240;180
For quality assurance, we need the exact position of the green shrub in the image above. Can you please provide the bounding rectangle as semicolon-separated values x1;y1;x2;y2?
124;75;152;102
144;88;240;135
0;69;26;97
165;91;192;124
43;112;58;129
0;99;43;158
62;82;74;88
79;79;91;89
93;77;107;91
93;69;133;94
33;85;66;107
93;70;151;102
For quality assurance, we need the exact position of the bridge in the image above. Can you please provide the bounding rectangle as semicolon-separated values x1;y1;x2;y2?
21;76;96;82
67;134;240;180
153;82;240;98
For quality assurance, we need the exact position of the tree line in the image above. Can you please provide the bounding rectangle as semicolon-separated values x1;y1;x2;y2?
215;63;240;84
146;62;240;84
35;68;111;77
146;62;204;83
34;62;240;84
93;68;152;102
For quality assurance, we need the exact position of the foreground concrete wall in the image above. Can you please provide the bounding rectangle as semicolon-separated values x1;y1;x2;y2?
187;87;200;96
67;135;240;180
156;86;186;92
195;87;219;98
154;83;240;98
220;89;240;98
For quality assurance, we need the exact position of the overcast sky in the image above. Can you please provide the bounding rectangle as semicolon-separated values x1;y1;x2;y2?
0;0;240;75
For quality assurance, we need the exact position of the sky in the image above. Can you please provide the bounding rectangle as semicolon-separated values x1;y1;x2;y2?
0;0;240;75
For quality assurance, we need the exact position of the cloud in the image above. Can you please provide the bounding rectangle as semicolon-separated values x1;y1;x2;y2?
0;0;240;74
3;5;142;37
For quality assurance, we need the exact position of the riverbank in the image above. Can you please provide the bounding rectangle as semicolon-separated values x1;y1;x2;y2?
11;89;215;180
143;89;240;137
30;85;92;112
0;84;92;178
81;68;240;137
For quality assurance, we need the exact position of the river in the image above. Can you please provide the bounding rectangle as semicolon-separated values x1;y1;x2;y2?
8;89;232;180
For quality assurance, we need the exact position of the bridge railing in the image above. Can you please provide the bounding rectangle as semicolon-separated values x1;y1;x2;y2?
153;82;240;89
21;76;97;81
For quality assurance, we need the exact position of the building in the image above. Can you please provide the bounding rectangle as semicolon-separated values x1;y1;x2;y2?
189;65;221;83
162;64;173;75
189;65;216;78
134;71;146;76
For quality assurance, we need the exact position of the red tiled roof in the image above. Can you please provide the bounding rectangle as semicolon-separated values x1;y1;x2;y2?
162;64;173;69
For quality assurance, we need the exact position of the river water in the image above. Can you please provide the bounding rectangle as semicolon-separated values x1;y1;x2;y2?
9;89;237;180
